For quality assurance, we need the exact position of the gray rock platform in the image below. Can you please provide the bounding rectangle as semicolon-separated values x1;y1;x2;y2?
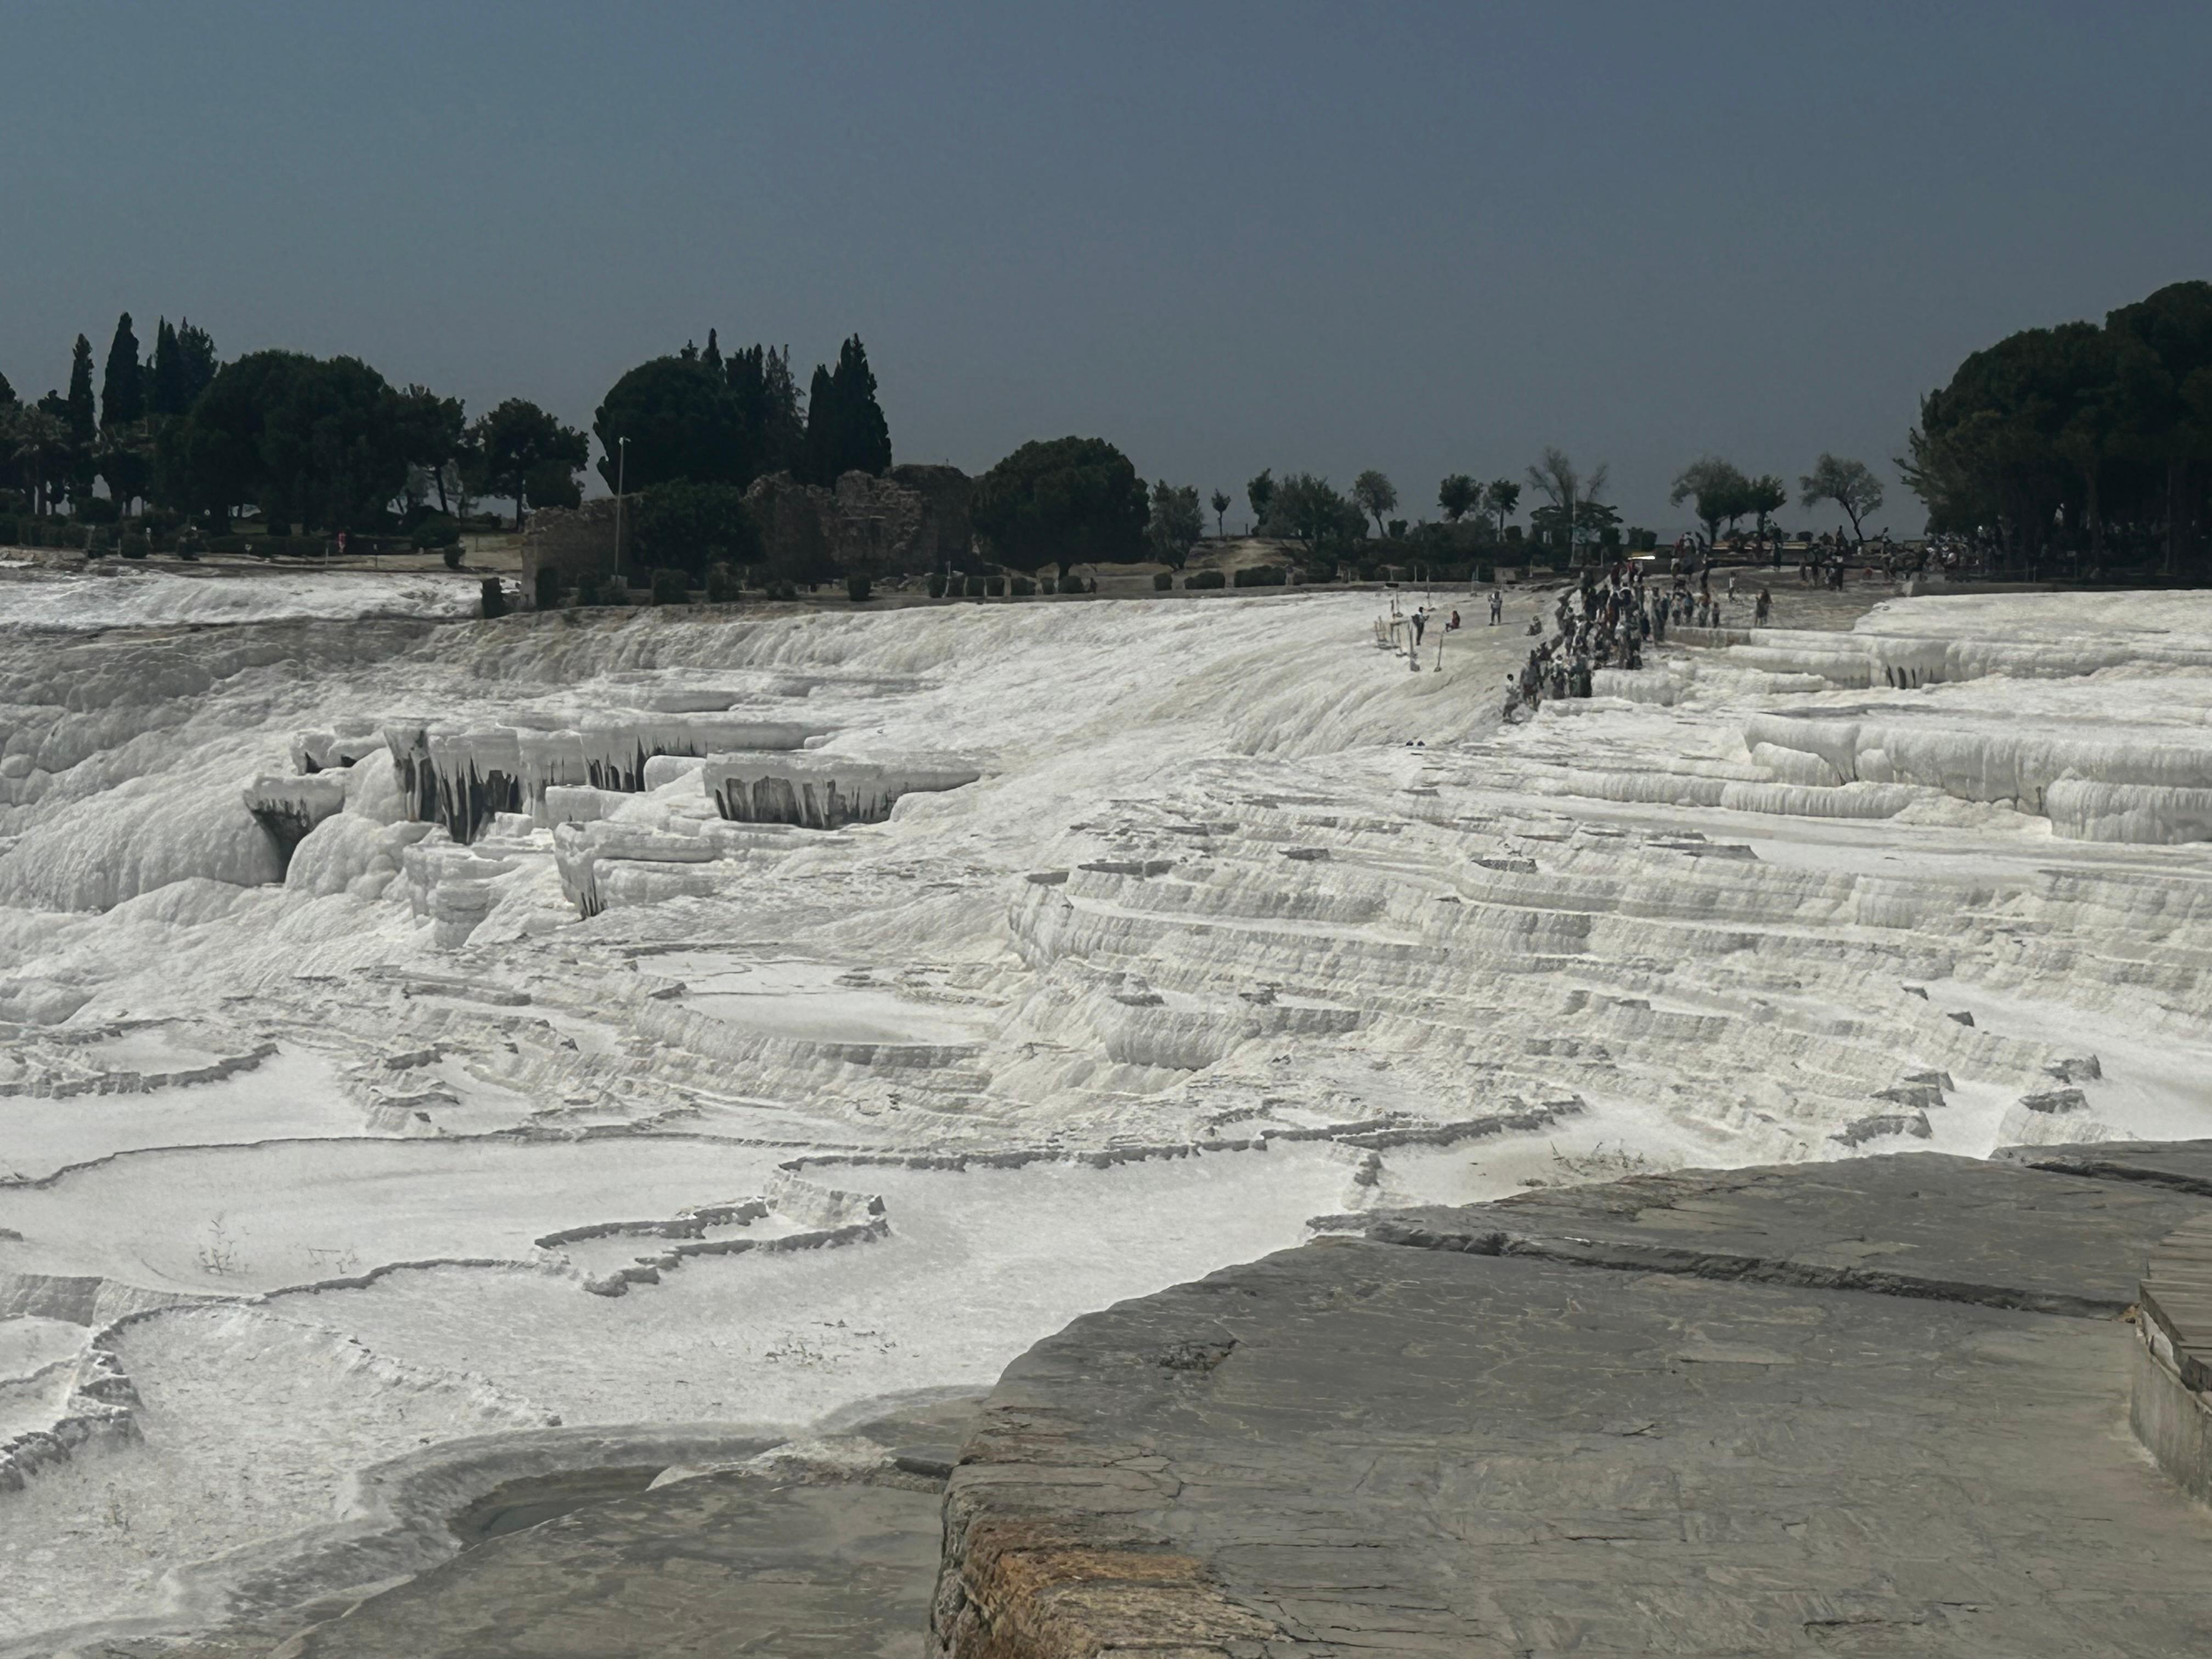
1325;1150;2211;1316
936;1146;2212;1657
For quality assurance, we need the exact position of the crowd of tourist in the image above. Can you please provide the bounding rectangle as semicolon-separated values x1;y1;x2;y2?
1497;559;1779;721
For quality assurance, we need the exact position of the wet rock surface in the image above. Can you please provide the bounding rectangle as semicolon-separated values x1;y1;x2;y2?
253;1394;979;1659
936;1145;2212;1658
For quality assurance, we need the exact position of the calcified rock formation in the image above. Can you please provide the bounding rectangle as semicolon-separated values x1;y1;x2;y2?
2;574;2211;1651
704;751;981;829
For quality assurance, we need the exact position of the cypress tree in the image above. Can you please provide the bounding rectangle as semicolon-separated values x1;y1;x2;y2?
63;335;97;505
102;314;144;430
800;362;837;486
149;319;184;417
702;328;722;372
829;335;891;477
64;335;96;445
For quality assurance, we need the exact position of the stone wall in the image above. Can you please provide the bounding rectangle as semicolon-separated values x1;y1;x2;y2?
743;466;972;580
520;500;619;605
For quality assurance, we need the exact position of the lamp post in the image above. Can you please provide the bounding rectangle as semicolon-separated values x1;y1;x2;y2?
613;436;628;584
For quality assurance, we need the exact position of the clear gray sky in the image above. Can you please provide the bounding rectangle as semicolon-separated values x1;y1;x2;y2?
7;1;2210;532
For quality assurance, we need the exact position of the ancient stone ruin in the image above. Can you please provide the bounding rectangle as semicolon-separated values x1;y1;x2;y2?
743;465;974;579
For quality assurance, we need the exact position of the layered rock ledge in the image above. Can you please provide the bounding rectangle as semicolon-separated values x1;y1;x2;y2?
934;1143;2212;1657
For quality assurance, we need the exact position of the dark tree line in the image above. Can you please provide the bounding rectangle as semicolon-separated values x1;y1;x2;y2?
592;331;890;498
3;312;587;535
1901;280;2212;575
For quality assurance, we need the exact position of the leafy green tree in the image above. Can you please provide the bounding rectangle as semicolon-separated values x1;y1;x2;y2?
1352;469;1398;537
1210;488;1231;535
1799;454;1883;543
4;405;70;517
1669;455;1752;543
524;460;583;511
1270;472;1365;548
0;368;14;408
627;480;763;580
470;398;587;527
1245;469;1276;529
1744;473;1788;537
1437;473;1479;523
172;351;410;531
1521;451;1616;564
1147;481;1204;568
973;437;1149;577
594;356;751;495
394;386;467;515
1485;478;1520;533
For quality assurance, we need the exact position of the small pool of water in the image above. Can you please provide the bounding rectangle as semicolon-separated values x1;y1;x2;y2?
448;1465;667;1544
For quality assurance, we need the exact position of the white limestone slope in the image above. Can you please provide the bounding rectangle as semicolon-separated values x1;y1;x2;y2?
2;578;2210;1649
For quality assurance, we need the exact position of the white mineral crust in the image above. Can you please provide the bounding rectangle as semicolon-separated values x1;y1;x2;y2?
2;567;2210;1648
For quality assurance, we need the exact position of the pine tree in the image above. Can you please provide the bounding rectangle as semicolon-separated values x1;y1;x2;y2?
830;335;891;478
101;313;144;430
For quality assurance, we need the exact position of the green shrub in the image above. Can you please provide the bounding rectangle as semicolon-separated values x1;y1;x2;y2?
927;571;947;597
845;572;872;602
78;496;121;526
651;568;691;605
985;575;1006;596
1153;571;1172;591
57;523;88;550
572;573;599;607
964;575;986;597
1010;575;1036;596
533;565;565;611
480;577;509;619
1185;568;1225;589
120;531;149;560
442;544;464;571
410;515;462;550
768;578;798;600
706;562;741;602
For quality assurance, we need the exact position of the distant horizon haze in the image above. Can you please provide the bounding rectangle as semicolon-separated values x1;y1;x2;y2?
5;1;2209;534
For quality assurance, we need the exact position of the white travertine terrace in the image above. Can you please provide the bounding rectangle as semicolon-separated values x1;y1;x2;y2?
2;574;2211;1650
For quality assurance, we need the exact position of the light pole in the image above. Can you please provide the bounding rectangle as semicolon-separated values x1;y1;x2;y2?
613;436;628;585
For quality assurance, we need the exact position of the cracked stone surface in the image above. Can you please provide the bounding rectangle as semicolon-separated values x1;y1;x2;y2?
1324;1150;2212;1316
936;1147;2212;1657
